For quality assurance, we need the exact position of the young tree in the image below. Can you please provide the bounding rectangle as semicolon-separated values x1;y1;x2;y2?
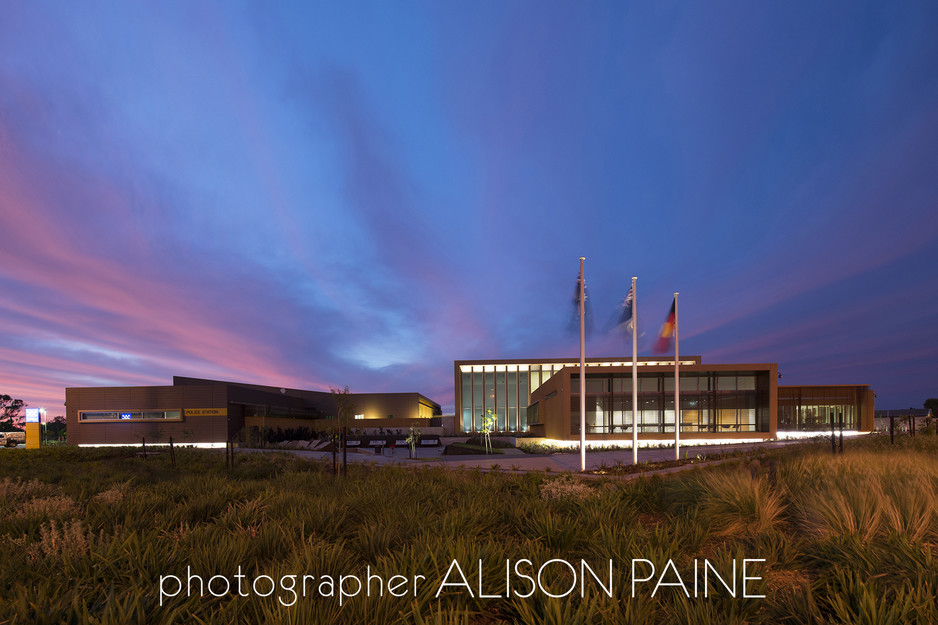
406;426;421;459
331;386;355;476
0;394;26;431
482;410;496;454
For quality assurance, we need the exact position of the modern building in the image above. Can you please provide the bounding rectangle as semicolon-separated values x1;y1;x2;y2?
65;376;441;446
64;359;874;447
778;385;874;432
455;357;874;442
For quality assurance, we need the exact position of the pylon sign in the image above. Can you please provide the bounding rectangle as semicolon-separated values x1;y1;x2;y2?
24;408;42;449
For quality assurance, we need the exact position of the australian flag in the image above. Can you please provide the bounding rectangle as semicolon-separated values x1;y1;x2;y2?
613;285;634;336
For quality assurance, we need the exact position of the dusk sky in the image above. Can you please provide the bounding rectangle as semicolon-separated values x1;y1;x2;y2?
1;2;937;416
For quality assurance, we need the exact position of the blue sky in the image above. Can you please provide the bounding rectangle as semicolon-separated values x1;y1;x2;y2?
1;1;936;414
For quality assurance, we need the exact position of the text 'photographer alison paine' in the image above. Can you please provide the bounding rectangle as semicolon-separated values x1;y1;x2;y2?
160;557;766;606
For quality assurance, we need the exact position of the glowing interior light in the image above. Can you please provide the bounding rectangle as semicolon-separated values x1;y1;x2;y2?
78;442;228;449
775;430;868;439
530;437;771;449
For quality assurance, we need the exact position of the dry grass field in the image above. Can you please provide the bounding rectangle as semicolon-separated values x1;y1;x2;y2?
0;435;936;624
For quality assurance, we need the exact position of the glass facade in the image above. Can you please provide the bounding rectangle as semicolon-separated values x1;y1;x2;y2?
457;359;691;433
570;371;771;435
778;386;859;430
459;363;570;432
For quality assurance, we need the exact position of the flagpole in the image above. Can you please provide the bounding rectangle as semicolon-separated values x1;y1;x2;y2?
674;292;680;461
579;257;587;472
631;276;638;466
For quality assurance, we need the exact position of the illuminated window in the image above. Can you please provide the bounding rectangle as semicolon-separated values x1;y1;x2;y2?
79;410;182;421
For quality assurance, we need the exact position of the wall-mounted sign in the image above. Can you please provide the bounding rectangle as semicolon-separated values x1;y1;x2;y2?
120;413;132;420
24;408;40;423
183;408;227;417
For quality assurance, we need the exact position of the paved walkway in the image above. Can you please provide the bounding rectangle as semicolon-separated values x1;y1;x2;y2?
244;439;804;474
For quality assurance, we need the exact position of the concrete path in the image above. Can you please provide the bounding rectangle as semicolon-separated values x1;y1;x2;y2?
244;439;804;474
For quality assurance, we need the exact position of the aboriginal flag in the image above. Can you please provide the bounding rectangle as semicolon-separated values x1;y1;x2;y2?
653;298;676;354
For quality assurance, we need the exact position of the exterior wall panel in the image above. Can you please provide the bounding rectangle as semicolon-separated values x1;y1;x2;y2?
349;393;441;421
67;379;441;446
66;385;227;445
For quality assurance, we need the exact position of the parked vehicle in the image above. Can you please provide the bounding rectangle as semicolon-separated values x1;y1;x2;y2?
1;431;26;447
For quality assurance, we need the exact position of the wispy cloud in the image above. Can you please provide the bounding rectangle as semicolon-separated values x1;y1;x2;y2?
1;2;937;414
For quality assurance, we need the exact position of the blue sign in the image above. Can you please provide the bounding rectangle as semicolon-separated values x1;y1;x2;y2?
119;413;132;420
25;408;40;423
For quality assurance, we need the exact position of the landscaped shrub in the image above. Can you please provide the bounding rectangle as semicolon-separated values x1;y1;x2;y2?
465;436;514;449
697;471;788;537
538;474;597;501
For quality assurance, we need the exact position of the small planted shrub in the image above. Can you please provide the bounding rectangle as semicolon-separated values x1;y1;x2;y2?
10;519;110;566
697;471;787;537
538;474;596;501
